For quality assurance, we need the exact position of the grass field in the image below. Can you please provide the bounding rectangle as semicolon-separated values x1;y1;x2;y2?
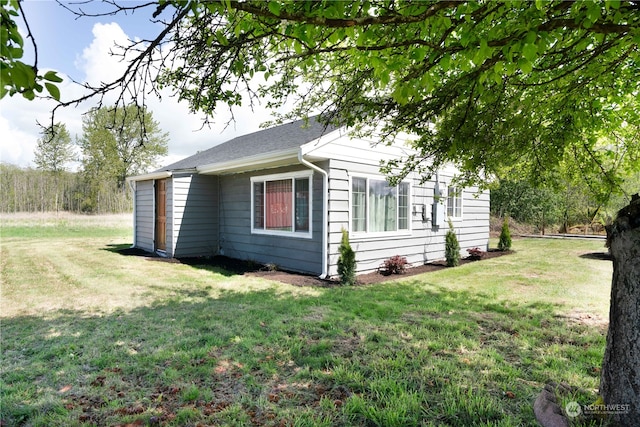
1;214;613;426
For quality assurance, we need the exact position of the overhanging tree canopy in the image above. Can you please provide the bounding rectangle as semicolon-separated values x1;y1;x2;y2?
155;1;639;190
4;1;638;194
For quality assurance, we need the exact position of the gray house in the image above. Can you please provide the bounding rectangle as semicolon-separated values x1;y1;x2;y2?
127;117;489;278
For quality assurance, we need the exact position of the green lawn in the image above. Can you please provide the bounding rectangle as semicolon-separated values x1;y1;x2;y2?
1;214;612;426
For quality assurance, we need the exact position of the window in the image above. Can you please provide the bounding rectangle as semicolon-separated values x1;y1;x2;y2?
351;177;410;234
447;186;462;218
252;172;311;236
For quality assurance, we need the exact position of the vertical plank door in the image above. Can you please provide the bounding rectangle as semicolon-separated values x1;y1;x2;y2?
155;179;166;251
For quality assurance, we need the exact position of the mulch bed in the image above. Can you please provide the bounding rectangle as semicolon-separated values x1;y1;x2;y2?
247;249;513;287
117;247;513;287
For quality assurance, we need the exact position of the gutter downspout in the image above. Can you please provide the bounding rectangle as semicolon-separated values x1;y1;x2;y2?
298;150;328;279
128;179;137;248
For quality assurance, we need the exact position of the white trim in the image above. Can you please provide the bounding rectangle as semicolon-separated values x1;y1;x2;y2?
249;170;312;182
250;170;314;239
127;171;172;182
299;127;347;156
445;184;464;221
349;173;412;238
197;149;300;174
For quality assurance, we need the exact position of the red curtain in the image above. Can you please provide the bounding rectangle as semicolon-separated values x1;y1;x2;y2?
265;180;292;230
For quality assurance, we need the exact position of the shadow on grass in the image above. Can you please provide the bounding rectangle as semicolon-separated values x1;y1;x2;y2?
103;243;260;278
578;252;613;261
1;283;606;427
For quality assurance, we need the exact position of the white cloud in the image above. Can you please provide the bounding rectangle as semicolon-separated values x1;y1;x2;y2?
0;112;37;167
78;23;131;85
0;21;284;171
0;79;86;168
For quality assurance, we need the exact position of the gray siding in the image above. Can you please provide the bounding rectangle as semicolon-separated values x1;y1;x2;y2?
171;174;219;258
326;159;490;276
134;180;154;252
133;146;488;278
218;164;325;275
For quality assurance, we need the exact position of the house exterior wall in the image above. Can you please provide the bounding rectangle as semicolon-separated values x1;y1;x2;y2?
134;179;155;252
325;157;490;277
132;128;489;278
218;164;325;275
170;173;219;258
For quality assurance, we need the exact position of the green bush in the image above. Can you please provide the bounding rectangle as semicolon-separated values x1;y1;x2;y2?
498;217;512;251
445;219;460;267
337;228;357;285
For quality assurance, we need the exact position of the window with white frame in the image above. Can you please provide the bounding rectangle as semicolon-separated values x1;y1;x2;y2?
252;172;311;236
446;186;462;218
351;176;410;233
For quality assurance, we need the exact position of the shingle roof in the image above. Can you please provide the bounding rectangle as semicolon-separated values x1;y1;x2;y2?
157;116;339;172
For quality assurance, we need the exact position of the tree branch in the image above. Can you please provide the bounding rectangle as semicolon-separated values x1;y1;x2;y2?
231;0;460;27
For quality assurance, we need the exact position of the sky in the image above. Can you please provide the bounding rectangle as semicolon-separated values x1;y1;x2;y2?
0;0;278;171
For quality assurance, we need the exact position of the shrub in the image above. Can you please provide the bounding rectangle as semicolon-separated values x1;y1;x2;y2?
337;228;357;285
445;219;460;267
381;255;408;275
498;217;512;251
467;247;484;261
263;262;278;272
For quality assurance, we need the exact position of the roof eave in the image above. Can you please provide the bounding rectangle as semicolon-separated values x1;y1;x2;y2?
196;148;302;175
126;170;173;182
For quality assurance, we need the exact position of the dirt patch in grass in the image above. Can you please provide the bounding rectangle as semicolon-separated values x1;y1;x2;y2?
558;310;609;329
116;248;513;287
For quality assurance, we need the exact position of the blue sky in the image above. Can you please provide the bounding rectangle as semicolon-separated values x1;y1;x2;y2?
0;0;274;170
20;1;162;77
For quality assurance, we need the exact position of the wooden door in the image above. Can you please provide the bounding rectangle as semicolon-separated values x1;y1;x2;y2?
155;179;167;251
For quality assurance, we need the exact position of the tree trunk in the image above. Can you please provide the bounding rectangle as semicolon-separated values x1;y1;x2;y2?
600;194;640;426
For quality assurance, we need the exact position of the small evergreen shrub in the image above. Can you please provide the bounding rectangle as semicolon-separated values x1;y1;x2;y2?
445;219;460;267
466;247;485;261
380;255;408;275
498;217;512;251
337;228;357;285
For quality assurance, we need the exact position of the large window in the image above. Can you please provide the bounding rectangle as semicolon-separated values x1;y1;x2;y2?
252;172;311;236
352;177;410;234
447;186;462;218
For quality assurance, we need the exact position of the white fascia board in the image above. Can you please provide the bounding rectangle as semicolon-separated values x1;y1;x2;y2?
302;129;417;165
126;171;173;182
196;148;300;175
299;126;347;157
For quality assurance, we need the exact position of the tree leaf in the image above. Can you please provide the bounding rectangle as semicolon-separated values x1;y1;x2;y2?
45;82;60;101
267;1;280;16
22;88;35;100
44;70;63;83
522;43;538;62
518;58;533;74
440;54;451;71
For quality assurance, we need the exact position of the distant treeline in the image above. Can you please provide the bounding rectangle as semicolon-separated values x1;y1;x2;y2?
0;163;131;214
